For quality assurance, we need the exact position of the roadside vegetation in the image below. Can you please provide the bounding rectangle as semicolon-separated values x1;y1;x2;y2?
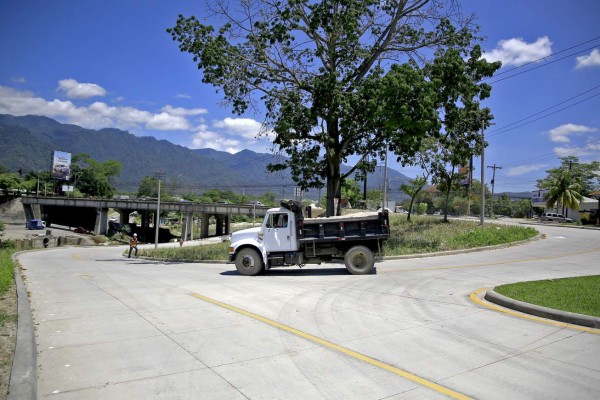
0;219;15;299
384;215;538;255
495;276;600;318
0;247;14;297
137;241;230;261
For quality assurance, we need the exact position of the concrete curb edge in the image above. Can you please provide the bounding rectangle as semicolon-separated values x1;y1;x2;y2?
8;255;37;400
485;289;600;329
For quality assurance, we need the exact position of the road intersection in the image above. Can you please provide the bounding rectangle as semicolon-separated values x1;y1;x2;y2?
10;222;600;399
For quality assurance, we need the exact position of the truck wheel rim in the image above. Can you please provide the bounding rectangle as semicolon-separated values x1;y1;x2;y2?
352;253;367;268
242;255;255;269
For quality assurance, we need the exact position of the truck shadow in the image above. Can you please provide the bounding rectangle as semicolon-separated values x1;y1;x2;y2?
221;267;378;276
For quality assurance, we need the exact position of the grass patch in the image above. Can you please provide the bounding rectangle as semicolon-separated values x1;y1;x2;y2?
139;241;230;261
383;215;538;255
0;247;15;295
495;276;600;317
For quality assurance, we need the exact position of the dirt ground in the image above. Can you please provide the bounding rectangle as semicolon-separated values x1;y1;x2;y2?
0;281;17;400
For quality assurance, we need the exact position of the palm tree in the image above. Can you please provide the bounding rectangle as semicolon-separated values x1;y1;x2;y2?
544;169;582;216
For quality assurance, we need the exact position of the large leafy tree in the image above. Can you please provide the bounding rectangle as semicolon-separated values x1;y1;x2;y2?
72;154;122;198
169;0;497;215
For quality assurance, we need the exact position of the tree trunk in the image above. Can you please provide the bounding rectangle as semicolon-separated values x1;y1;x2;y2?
326;164;342;217
443;184;451;223
407;186;423;222
325;119;342;217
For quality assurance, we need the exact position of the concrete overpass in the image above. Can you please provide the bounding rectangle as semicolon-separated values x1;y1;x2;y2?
20;196;269;241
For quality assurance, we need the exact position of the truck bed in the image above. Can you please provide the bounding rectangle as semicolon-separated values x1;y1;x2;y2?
300;211;388;242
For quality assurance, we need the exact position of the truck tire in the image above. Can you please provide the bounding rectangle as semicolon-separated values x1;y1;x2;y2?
235;248;264;276
344;245;374;275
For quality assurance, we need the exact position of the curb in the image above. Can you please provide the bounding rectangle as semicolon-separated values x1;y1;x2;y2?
8;257;37;400
485;289;600;329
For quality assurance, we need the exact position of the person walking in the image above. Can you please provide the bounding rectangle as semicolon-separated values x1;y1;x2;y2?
128;233;139;258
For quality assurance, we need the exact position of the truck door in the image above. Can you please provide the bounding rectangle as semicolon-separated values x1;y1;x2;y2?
263;212;296;252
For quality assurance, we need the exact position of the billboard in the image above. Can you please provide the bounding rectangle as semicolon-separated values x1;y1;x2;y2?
51;150;72;181
531;189;548;207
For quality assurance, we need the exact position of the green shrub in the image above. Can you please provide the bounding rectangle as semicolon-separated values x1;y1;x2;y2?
139;241;230;261
384;215;537;255
0;247;15;295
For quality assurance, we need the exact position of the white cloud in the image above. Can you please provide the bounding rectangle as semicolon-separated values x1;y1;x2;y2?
213;117;264;139
483;36;552;67
576;48;600;69
0;83;272;152
57;78;107;99
0;84;210;133
11;77;26;83
191;124;241;153
547;123;597;143
161;105;207;116
506;164;547;177
554;141;600;158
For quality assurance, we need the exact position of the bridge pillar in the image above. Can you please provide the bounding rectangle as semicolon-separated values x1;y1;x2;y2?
199;213;210;239
22;203;36;222
183;213;193;241
94;208;109;235
118;210;128;224
215;214;230;236
139;211;150;241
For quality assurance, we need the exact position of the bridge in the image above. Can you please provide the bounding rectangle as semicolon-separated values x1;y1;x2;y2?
20;196;269;241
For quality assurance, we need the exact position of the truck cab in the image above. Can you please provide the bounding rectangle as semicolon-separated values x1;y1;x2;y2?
228;206;300;275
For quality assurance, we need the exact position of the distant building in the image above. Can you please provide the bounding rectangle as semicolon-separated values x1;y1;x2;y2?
531;189;599;223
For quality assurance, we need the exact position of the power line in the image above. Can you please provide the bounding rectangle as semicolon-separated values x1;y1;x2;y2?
488;83;600;137
486;35;600;84
490;35;600;78
488;91;600;139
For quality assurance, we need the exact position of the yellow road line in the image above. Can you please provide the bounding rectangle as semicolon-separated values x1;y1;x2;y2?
191;292;472;400
470;288;600;335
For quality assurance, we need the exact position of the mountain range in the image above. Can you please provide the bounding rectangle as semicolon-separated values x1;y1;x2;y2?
0;114;411;200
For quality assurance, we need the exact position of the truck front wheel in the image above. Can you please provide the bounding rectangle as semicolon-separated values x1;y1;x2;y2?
235;248;264;276
344;246;374;275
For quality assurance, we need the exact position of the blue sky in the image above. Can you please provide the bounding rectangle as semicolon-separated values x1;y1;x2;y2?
1;0;599;194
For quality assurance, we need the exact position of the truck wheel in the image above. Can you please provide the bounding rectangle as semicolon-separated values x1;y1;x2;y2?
235;248;264;276
344;246;374;275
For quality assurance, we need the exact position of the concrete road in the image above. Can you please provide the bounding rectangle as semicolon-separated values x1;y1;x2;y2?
15;223;600;399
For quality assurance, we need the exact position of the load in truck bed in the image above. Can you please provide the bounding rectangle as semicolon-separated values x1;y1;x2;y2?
300;211;389;242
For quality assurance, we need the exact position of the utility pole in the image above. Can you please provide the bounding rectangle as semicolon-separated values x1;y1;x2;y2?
154;172;165;249
479;122;494;225
480;125;485;226
382;146;389;211
363;155;368;202
487;164;502;217
467;154;473;216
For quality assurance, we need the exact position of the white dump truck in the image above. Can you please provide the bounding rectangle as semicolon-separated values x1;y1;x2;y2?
228;200;389;275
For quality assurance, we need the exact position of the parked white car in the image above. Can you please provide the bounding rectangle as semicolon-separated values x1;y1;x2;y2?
540;212;572;223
